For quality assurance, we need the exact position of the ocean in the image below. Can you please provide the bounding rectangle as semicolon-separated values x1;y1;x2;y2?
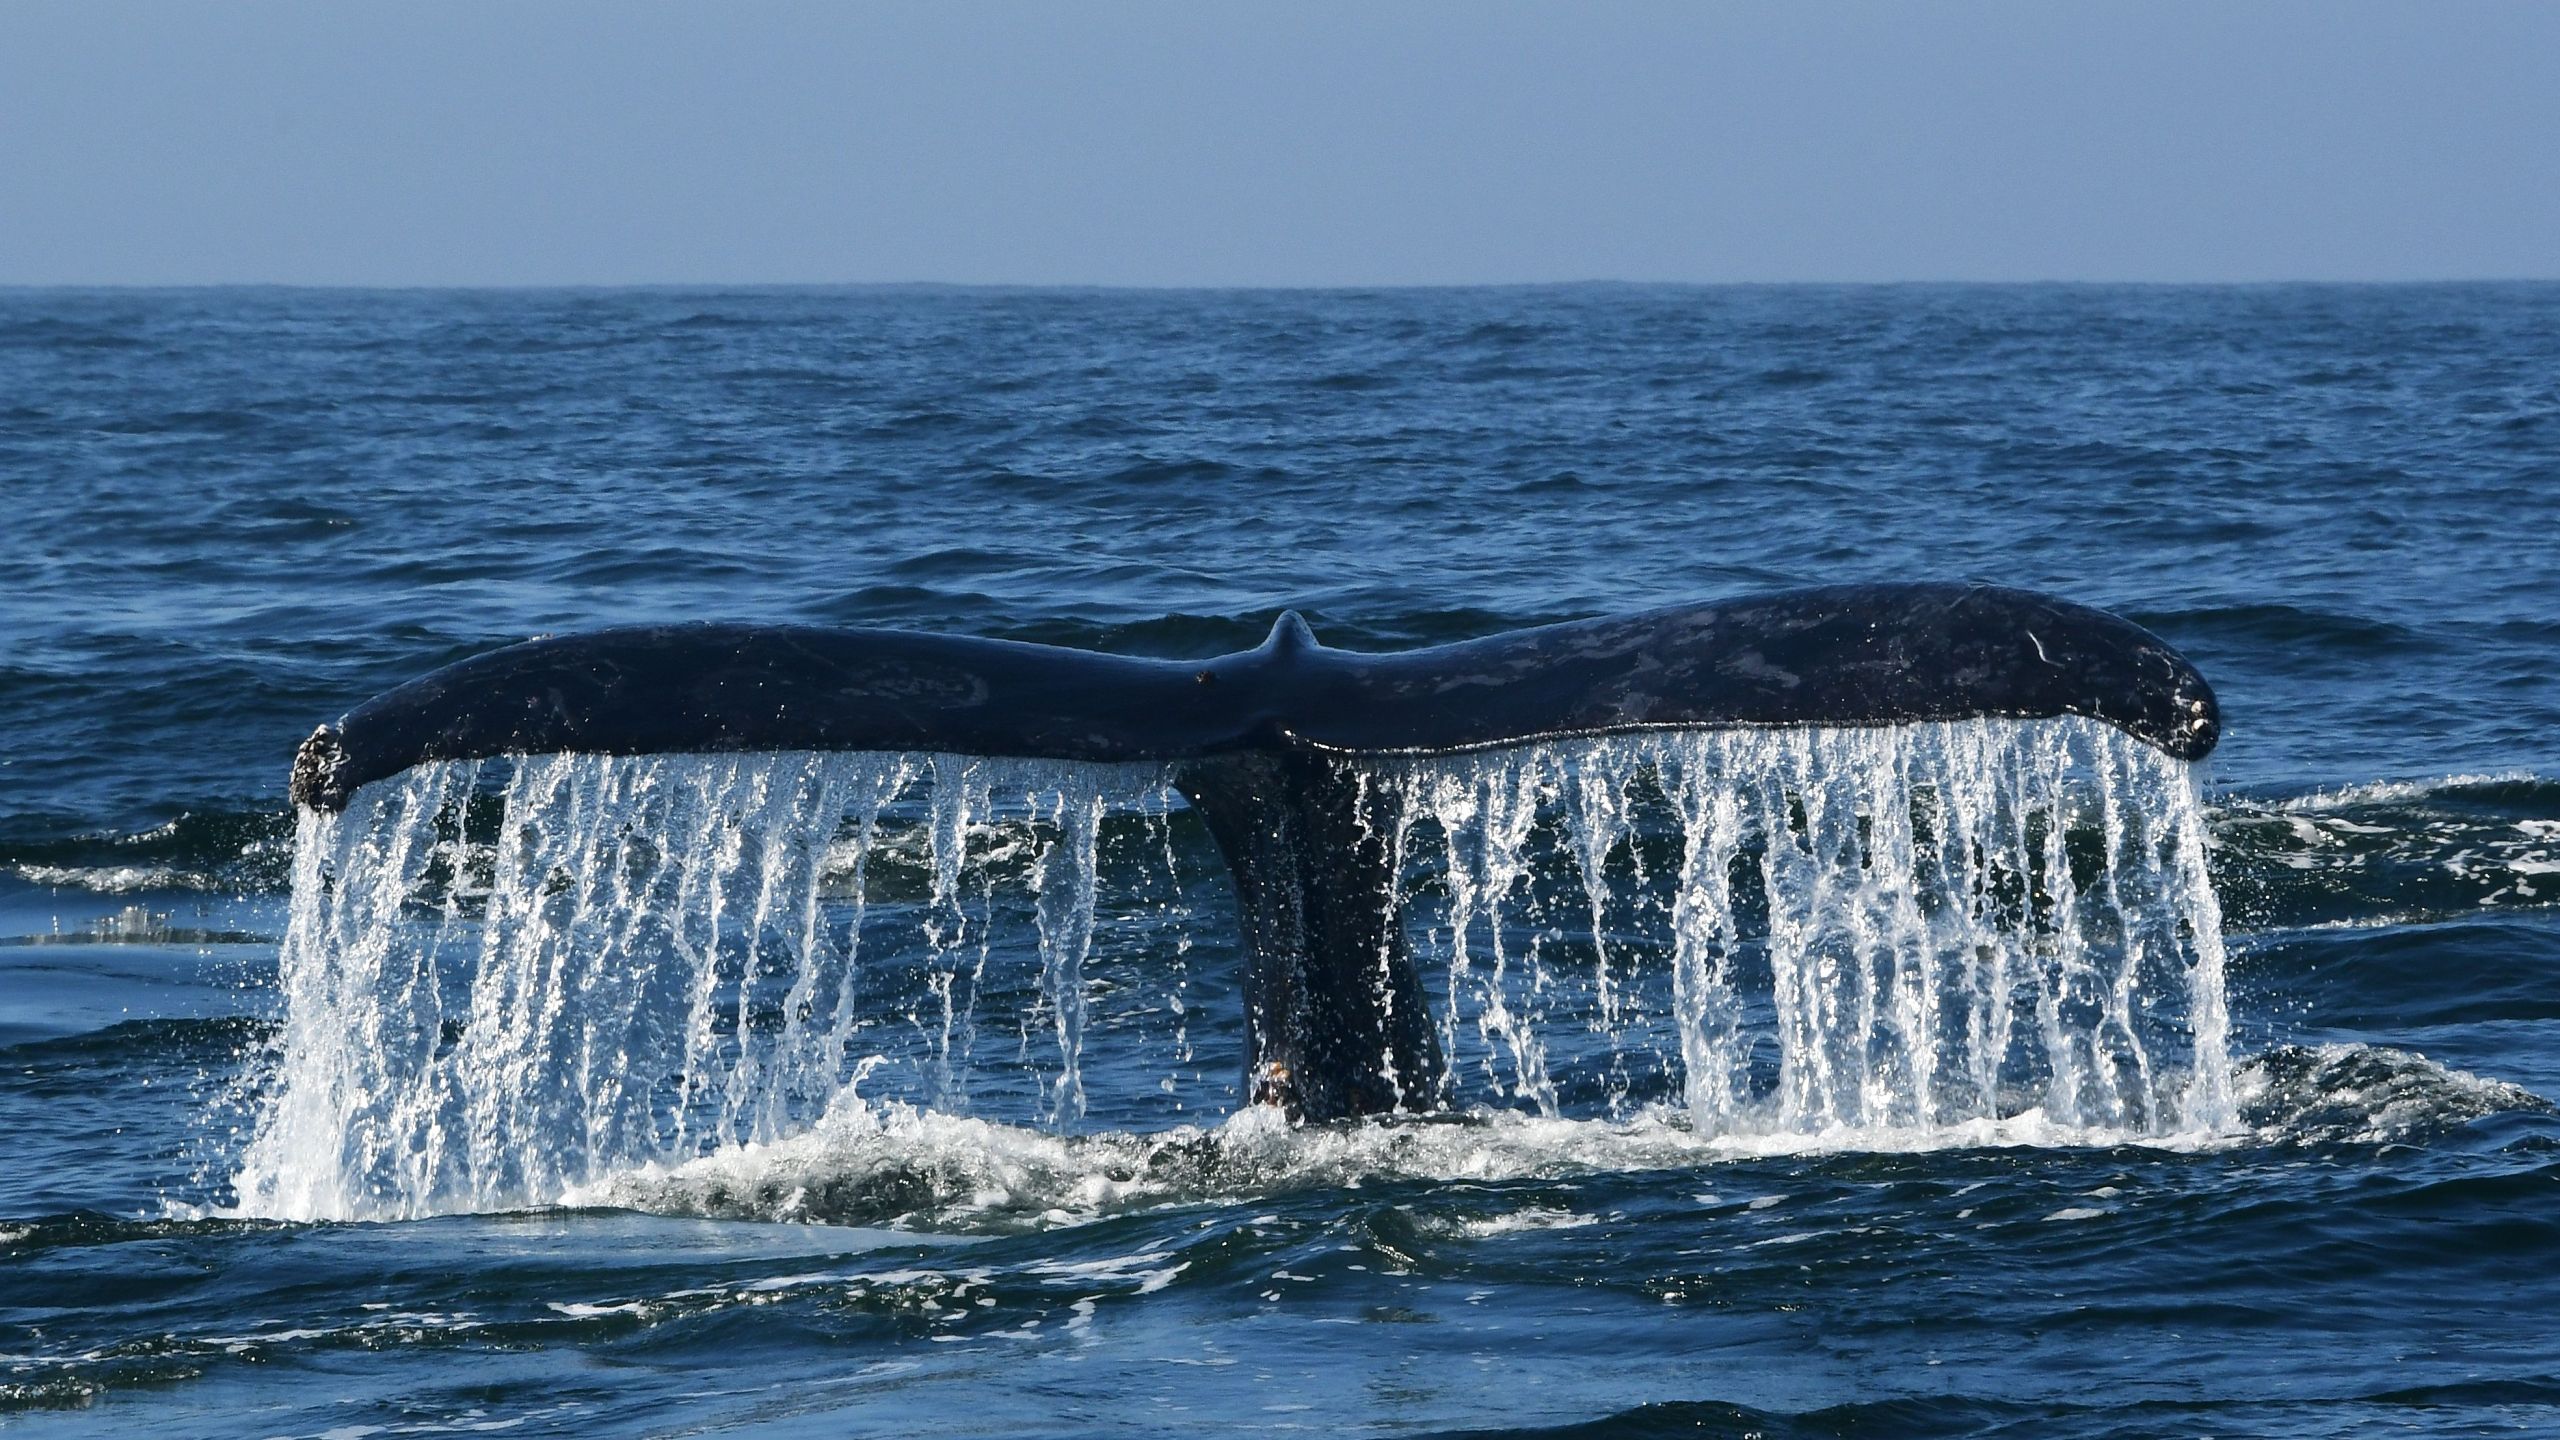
2;283;2556;1437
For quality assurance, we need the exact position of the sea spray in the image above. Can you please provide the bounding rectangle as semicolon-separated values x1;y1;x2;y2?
234;718;2229;1222
1383;719;2229;1135
234;753;1175;1221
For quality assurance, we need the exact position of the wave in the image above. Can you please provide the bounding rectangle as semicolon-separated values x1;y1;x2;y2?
2233;1043;2551;1144
9;862;223;895
2127;602;2425;652
2236;916;2560;1029
544;1045;2539;1233
2260;770;2557;812
2210;772;2560;929
553;1099;2196;1233
1422;1382;2560;1440
1;809;292;897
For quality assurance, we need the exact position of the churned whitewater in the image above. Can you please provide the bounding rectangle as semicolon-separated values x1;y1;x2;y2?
4;285;2558;1438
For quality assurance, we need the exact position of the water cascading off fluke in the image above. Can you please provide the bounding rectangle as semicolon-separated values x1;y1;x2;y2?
243;583;2228;1220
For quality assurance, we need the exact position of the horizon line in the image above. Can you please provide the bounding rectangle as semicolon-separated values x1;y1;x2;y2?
6;276;2560;295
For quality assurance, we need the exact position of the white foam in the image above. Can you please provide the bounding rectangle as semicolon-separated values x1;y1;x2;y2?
1449;1206;1597;1236
2232;1042;2551;1143
12;863;216;893
2270;771;2542;812
557;1088;2241;1232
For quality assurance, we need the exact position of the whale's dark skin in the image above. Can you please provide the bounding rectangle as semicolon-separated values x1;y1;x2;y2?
289;582;2220;1121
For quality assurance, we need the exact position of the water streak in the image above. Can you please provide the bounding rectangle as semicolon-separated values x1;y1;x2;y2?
235;752;1168;1221
1386;719;2230;1136
236;719;2228;1222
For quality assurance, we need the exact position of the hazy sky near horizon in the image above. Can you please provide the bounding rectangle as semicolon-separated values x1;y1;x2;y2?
4;2;2555;286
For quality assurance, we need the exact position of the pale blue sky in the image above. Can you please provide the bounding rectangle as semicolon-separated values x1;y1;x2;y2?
3;1;2554;286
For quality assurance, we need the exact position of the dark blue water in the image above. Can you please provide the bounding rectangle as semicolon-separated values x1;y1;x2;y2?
3;285;2558;1437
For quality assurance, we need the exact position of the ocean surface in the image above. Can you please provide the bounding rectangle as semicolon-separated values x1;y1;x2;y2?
2;284;2558;1438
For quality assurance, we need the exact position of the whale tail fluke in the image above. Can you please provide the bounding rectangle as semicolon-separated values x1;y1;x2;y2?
287;583;2218;1120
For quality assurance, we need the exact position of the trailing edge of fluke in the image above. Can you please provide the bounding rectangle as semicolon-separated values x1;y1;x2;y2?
289;582;2215;813
285;582;2219;1122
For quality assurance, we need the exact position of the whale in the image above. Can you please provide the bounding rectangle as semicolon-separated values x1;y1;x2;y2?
289;581;2219;1121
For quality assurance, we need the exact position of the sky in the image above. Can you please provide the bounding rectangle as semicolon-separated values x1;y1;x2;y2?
2;1;2555;287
